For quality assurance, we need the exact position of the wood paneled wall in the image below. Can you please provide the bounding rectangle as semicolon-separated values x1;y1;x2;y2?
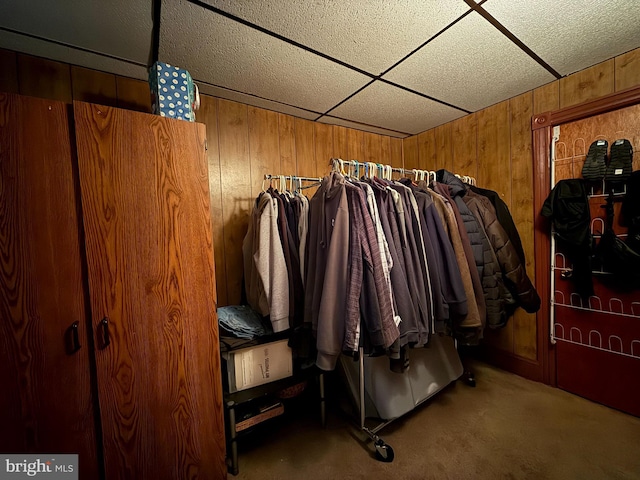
0;48;403;309
402;47;640;373
208;102;402;306
5;44;640;378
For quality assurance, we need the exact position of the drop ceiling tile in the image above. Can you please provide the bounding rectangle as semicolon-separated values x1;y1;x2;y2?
484;0;640;76
383;11;556;112
319;116;408;139
329;81;466;135
205;0;470;75
0;30;148;80
0;0;152;65
160;0;371;114
197;83;319;120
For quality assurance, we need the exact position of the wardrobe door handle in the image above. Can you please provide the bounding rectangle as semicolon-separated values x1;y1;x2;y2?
71;321;81;353
66;321;81;354
101;317;111;348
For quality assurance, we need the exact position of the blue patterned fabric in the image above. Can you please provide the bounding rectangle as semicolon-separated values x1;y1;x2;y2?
149;61;195;122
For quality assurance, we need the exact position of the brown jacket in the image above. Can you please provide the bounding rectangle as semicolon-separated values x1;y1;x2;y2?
463;190;540;315
427;189;483;333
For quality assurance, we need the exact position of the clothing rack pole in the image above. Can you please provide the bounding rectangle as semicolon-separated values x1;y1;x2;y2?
263;174;322;183
262;174;323;191
328;158;477;186
264;162;478;186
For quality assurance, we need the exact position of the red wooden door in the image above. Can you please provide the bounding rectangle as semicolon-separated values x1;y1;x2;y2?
73;102;227;479
0;93;99;476
551;107;640;417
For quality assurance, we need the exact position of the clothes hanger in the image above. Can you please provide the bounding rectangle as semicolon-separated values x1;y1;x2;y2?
264;174;275;191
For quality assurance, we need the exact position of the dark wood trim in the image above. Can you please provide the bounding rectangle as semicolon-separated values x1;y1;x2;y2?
532;85;640;131
531;83;640;386
476;347;544;383
151;0;162;66
532;126;556;386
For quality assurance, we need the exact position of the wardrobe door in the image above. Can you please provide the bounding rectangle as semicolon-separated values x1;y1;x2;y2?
0;93;99;477
73;102;226;479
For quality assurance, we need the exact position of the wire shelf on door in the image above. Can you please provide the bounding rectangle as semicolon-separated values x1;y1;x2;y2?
552;251;633;277
552;290;640;319
553;322;640;360
552;252;571;270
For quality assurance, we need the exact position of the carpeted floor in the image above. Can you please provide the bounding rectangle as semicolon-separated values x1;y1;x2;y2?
232;360;640;480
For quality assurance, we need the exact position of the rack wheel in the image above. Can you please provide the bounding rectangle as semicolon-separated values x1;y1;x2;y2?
462;370;476;388
374;439;394;462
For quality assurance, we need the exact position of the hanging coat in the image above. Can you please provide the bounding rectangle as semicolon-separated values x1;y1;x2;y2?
464;189;540;323
304;172;350;370
428;188;483;344
541;179;594;297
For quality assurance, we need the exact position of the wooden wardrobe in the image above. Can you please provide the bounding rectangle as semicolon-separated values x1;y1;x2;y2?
0;92;227;479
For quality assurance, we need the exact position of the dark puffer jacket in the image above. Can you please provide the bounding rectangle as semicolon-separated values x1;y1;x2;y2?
437;170;514;328
437;171;491;282
464;189;541;315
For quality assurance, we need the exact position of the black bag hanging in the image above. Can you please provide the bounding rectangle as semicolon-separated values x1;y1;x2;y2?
621;170;640;253
596;193;640;287
541;179;594;297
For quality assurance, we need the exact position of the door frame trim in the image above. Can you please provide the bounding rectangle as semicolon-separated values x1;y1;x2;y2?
531;85;640;386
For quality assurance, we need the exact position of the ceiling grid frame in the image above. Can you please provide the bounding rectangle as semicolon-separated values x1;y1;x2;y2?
1;0;639;137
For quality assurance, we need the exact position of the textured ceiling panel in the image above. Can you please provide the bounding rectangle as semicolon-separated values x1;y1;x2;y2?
160;0;371;114
0;0;152;65
329;81;465;135
197;83;319;120
205;0;470;75
0;30;148;80
485;0;640;76
383;11;556;112
319;116;408;139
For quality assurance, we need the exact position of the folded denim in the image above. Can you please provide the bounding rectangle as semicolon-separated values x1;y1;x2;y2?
217;305;271;338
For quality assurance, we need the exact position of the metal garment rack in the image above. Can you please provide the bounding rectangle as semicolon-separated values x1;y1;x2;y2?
265;158;477;462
